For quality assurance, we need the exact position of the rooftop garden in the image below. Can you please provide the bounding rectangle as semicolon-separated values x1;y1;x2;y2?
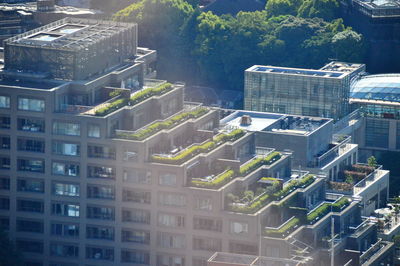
116;107;209;140
190;151;281;189
226;174;316;214
264;197;350;238
94;83;173;116
328;163;376;192
151;129;246;165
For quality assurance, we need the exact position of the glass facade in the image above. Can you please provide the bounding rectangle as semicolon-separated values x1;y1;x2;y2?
18;98;45;112
365;119;389;148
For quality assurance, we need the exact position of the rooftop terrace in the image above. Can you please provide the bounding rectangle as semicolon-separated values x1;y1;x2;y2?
247;65;347;78
221;110;330;135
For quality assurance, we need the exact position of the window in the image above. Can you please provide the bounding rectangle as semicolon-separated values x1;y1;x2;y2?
193;237;222;251
88;145;115;160
230;221;249;234
86;225;114;241
0;197;9;210
157;232;186;249
193;217;222;232
51;202;80;217
16;219;43;233
122;229;150;244
88;165;115;179
194;198;212;211
0;96;10;109
366;119;389;149
17;178;44;193
17;199;43;213
159;173;177;186
87;205;114;220
18;158;44;173
121;249;150;264
122;208;150;224
0;116;10;129
53;183;80;197
51;223;79;238
18;117;45;133
0;217;9;231
88;124;100;138
123;169;150;184
18;97;45;112
17;138;45;153
159;192;186;207
87;184;115;200
50;243;79;258
86;246;114;261
157;254;185;266
122;189;150;204
17;239;43;254
0;177;9;190
0;136;10;149
0;157;10;170
158;213;185;228
53;141;80;156
53;121;80;136
52;162;80;177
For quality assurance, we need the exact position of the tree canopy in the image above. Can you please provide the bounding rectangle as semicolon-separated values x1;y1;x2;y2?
114;0;365;90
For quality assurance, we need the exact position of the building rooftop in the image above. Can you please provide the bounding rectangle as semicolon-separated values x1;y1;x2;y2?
0;2;97;16
5;17;134;50
221;110;331;135
247;65;347;78
350;74;400;103
357;0;400;9
320;61;365;73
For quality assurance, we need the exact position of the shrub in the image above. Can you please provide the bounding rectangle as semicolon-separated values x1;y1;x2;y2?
332;197;350;212
95;83;173;116
307;203;331;224
117;107;208;140
151;129;244;164
191;170;235;188
95;98;128;116
239;152;281;176
265;217;300;238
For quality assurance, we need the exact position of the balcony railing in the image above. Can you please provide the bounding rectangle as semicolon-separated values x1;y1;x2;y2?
264;216;300;238
353;165;383;194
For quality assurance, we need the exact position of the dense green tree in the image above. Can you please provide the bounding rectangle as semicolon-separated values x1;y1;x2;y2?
298;0;339;21
266;0;296;17
332;29;365;62
0;229;23;266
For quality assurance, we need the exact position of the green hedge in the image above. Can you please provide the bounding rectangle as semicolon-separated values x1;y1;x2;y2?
151;129;245;165
239;152;281;176
230;175;315;214
307;203;331;224
191;170;235;189
265;217;300;238
332;197;350;212
95;83;173;116
94;98;128;116
117;108;208;140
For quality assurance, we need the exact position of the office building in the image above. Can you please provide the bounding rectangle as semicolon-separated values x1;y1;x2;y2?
0;18;393;266
244;62;365;120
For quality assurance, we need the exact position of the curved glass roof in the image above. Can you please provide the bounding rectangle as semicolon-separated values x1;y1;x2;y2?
350;74;400;102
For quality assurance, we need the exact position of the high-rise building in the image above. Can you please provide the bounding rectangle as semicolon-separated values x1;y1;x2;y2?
0;18;393;266
244;62;365;120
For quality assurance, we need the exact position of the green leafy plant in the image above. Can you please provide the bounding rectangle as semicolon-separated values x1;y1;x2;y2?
117;107;208;140
265;217;300;238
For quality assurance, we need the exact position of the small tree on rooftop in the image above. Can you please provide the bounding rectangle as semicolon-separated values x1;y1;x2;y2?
345;173;354;184
367;156;377;168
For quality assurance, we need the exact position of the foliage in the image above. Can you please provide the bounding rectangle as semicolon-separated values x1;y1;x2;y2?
152;129;245;165
113;0;366;90
307;202;331;224
265;217;300;238
328;181;353;191
117;107;208;140
331;197;350;212
345;173;354;184
367;156;378;168
95;83;173;116
0;229;23;266
192;151;281;189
